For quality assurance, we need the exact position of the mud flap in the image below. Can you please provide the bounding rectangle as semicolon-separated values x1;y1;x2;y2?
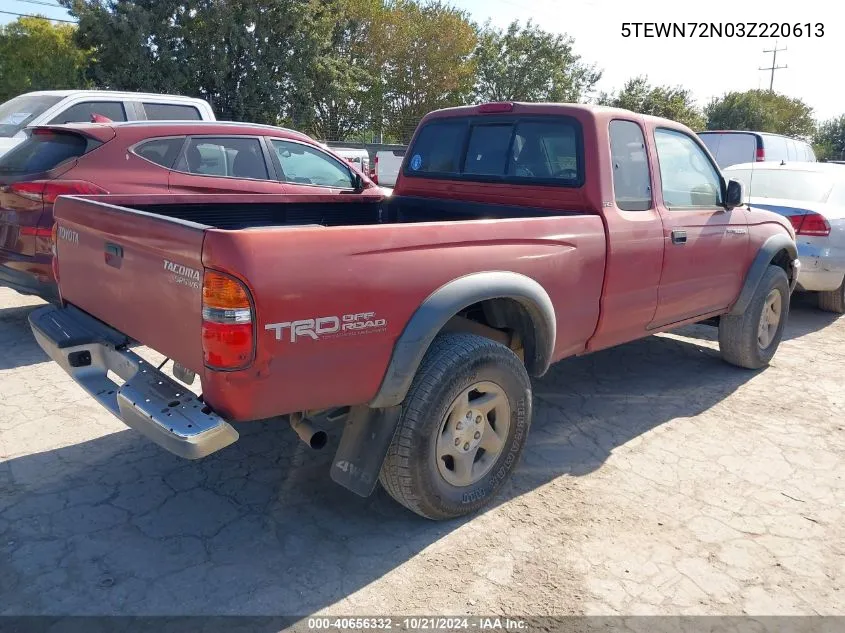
330;405;401;497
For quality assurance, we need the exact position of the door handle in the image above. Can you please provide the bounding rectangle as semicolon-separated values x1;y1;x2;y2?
671;230;687;245
104;242;124;268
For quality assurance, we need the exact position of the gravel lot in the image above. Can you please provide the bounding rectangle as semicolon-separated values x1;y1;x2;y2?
1;286;843;616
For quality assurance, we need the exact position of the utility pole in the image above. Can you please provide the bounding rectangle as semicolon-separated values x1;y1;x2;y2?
759;41;787;91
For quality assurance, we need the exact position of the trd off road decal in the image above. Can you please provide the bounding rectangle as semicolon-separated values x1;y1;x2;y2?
265;312;387;343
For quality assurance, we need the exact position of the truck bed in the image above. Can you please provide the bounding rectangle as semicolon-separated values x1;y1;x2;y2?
51;192;606;421
79;193;590;230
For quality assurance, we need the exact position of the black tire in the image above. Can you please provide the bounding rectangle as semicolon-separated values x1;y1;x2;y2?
379;332;532;520
818;277;845;314
719;265;790;369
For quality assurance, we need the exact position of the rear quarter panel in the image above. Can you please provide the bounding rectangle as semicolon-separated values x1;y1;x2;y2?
201;215;606;421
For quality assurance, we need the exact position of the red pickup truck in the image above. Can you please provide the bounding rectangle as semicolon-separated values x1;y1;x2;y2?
29;103;798;520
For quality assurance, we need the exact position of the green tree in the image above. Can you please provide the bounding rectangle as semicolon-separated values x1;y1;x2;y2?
306;0;383;141
597;75;704;130
473;20;601;104
814;115;845;161
379;0;477;142
0;16;90;102
62;0;332;125
704;90;815;138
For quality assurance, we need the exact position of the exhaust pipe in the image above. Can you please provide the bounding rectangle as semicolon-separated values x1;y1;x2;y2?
289;413;328;450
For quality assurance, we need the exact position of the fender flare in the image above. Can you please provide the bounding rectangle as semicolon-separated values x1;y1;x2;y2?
368;271;556;409
729;233;797;316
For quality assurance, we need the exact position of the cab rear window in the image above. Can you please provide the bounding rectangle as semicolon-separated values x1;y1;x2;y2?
404;116;583;186
0;131;99;174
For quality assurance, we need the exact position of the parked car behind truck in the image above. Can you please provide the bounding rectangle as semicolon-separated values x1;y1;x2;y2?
0;120;381;300
0;90;215;158
698;130;816;169
30;102;798;520
725;161;845;312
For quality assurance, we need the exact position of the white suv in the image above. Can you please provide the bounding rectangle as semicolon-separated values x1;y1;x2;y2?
0;90;216;157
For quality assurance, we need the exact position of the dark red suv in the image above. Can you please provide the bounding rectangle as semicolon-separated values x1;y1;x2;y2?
0;121;382;299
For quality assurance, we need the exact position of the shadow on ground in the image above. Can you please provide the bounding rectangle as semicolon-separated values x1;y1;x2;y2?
669;294;841;344
1;292;840;617
0;304;47;370
2;328;761;617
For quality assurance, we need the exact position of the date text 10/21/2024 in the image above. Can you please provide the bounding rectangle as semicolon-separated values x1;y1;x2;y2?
307;618;528;631
621;22;824;38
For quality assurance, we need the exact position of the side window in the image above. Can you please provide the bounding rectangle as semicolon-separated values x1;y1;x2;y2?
786;139;797;161
802;143;814;162
764;135;788;161
143;103;202;121
133;137;186;168
270;140;354;188
180;137;268;179
49;101;127;124
406;120;467;175
654;128;722;209
609;120;652;211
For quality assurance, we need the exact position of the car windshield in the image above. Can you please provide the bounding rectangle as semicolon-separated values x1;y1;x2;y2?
0;94;63;138
726;168;837;204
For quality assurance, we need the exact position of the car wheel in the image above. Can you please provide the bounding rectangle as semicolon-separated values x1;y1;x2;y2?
719;265;790;369
818;277;845;314
379;332;532;520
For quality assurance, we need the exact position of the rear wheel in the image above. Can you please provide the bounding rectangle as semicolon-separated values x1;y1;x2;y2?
379;332;532;520
719;265;790;369
818;277;845;314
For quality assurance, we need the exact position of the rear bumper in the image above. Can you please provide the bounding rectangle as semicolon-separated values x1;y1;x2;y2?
0;258;58;301
29;304;238;459
796;243;845;292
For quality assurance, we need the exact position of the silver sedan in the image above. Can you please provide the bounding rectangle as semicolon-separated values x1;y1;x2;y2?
724;161;845;313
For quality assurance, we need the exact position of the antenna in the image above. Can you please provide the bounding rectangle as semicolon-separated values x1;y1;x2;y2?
759;41;787;91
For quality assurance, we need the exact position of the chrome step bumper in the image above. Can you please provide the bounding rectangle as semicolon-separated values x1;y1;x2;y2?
29;305;238;459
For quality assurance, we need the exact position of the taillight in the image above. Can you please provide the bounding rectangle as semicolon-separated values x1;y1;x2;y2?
789;212;830;237
201;270;255;370
9;180;108;204
756;148;765;162
19;227;53;238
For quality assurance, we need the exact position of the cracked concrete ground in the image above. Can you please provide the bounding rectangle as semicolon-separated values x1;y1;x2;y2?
1;286;843;616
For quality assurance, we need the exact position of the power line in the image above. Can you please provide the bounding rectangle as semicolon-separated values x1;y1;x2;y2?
16;0;64;8
0;9;77;23
759;41;787;92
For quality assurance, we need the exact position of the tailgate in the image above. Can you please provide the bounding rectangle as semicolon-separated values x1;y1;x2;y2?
53;195;207;373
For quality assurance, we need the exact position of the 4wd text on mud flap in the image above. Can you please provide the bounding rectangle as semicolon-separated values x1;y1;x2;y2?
265;311;387;343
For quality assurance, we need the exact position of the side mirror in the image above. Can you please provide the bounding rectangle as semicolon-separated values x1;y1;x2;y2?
724;178;744;211
352;171;364;192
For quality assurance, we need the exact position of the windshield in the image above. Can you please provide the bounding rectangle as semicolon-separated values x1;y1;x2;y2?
726;168;837;204
0;94;63;138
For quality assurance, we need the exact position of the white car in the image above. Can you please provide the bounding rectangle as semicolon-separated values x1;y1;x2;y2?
372;148;405;188
330;146;370;176
0;90;215;157
725;161;845;312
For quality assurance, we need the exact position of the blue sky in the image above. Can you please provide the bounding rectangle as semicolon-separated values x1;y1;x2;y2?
2;0;841;121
